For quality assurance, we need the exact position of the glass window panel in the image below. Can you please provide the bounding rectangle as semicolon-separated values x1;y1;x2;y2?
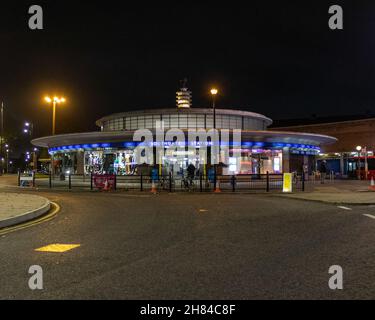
145;115;153;128
162;114;170;128
196;115;205;128
229;116;238;129
116;119;122;130
206;114;213;128
170;115;178;128
221;115;229;128
153;115;161;128
125;117;131;130
137;116;145;129
229;116;237;129
245;118;251;129
188;114;196;128
237;117;242;129
129;117;137;129
179;114;187;128
214;115;221;128
247;118;253;129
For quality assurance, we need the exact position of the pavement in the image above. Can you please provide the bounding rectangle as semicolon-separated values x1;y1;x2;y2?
2;173;375;205
277;180;375;204
0;192;51;228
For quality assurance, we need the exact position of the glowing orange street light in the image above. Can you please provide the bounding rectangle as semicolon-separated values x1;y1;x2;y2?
44;96;66;135
210;88;218;96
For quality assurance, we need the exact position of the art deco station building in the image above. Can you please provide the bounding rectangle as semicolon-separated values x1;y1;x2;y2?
32;84;336;176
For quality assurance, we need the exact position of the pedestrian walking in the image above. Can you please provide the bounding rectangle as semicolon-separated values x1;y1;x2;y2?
319;160;327;184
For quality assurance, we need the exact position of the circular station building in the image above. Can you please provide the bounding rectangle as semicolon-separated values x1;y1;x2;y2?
32;87;337;177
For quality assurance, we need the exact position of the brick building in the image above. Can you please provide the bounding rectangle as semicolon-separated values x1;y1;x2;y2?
272;116;375;177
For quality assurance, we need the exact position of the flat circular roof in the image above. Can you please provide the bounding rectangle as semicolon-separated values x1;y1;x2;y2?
95;107;273;127
32;130;337;149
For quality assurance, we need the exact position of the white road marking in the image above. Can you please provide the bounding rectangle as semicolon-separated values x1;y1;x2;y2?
363;214;375;219
337;206;352;211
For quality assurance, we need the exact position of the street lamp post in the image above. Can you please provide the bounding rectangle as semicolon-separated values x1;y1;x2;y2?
359;146;369;180
210;88;218;129
24;121;34;136
210;88;218;190
365;147;368;180
45;96;66;135
0;102;4;175
5;144;9;173
6;149;9;173
32;147;38;172
44;96;66;177
23;121;37;172
356;145;363;180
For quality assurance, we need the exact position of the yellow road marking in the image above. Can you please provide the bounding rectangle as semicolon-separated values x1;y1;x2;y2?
198;209;208;212
35;243;80;253
0;202;60;236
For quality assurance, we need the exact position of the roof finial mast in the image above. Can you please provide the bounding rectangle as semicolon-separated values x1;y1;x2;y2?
181;78;188;89
176;78;192;108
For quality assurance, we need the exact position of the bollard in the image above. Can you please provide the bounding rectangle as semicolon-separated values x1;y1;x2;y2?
213;166;217;192
200;173;203;192
68;174;71;189
231;175;236;192
169;172;172;192
140;173;143;191
17;170;21;187
114;174;117;191
90;173;93;191
330;171;335;183
214;178;221;193
150;179;157;193
302;171;305;192
49;172;52;188
266;171;270;192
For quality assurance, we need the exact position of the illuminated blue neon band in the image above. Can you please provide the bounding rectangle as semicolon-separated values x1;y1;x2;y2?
49;141;320;153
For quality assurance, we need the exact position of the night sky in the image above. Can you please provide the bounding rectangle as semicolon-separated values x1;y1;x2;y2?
1;1;375;137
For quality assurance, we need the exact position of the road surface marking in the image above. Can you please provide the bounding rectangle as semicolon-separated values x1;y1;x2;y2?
198;209;208;212
35;244;80;253
337;206;352;211
0;202;60;236
363;214;375;220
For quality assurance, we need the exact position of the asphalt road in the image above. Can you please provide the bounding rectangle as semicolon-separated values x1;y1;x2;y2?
1;185;375;299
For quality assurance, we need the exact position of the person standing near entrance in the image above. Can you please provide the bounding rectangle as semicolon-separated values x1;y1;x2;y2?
151;166;159;182
303;164;309;181
187;163;196;184
319;160;327;184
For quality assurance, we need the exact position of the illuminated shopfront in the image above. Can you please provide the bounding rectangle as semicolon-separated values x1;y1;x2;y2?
47;146;287;176
84;149;136;175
